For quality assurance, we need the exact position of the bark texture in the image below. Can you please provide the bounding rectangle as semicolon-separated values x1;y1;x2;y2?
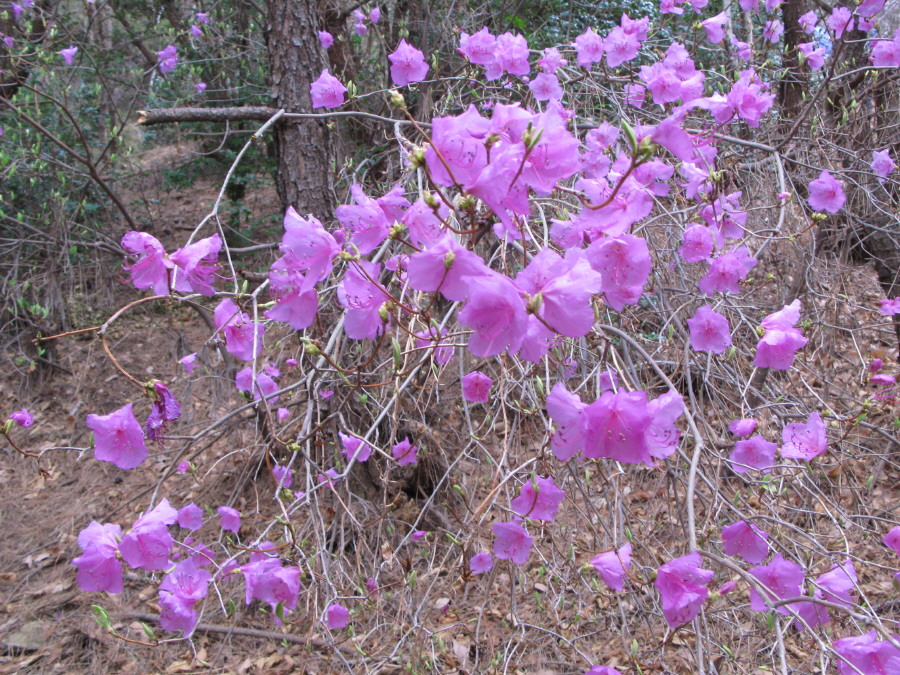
265;0;336;220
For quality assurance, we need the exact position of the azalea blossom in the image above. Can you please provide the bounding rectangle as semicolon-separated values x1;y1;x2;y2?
86;403;148;470
510;476;566;521
655;551;713;627
721;520;769;563
872;149;895;182
389;39;429;86
310;69;347;108
807;170;846;213
780;412;827;460
687;304;732;353
591;542;632;592
492;521;533;565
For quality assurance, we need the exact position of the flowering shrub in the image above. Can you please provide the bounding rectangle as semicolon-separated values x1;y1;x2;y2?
4;0;900;672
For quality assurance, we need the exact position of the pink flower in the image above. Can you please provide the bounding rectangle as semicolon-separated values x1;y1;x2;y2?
235;367;279;403
728;418;757;438
462;371;493;402
119;499;177;571
701;12;729;43
591;542;632;592
491;32;530;79
687;304;732;354
858;0;885;17
170;233;221;296
679;224;715;262
369;7;381;23
157;45;178;73
748;554;804;614
884;526;900;555
762;19;784;43
798;10;817;33
698;246;757;295
510;476;565;522
574;27;604;67
470;552;494;574
196;12;209;24
827;6;854;39
604;25;641;68
72;521;124;593
241;544;301;619
721;520;769;563
586;668;623;675
833;631;900;675
528;72;563;100
458;273;528;357
195;82;207;94
190;24;203;37
217;506;241;533
538;47;566;72
546;383;588;461
871;30;900;67
272;464;292;488
337;261;389;340
86;403;148;470
215;298;265;361
732;39;752;62
121;231;172;296
339;432;372;463
411;530;427;542
60;45;78;65
144;381;181;444
310;69;347;108
159;558;210;636
389;39;429;86
585;234;652;312
780;412;827;460
625;83;646;107
655;551;713;627
10;409;33;427
318;31;333;49
881;297;900;315
729;434;777;474
754;299;808;370
807;170;846;213
798;42;826;71
177;503;203;530
659;0;685;14
326;603;350;629
872;149;895;182
459;28;497;65
584;390;654;465
492;521;534;565
392;437;418;466
177;461;190;474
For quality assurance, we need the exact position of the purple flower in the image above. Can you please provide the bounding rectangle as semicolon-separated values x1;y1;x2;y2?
591;542;632;592
86;403;148;470
196;12;209;24
798;42;826;71
458;272;528;357
310;69;347;108
585;234;652;312
318;31;333;49
826;6;854;39
729;418;758;438
470;552;494;574
881;297;900;315
389;39;429;86
872;149;895;182
145;381;181;444
574;27;604;67
780;412;827;460
121;231;172;296
215;299;265;362
170;233;221;296
368;6;381;23
858;0;885;16
459;27;497;65
176;461;190;474
190;24;203;38
326;603;350;629
60;46;78;66
762;19;784;43
729;434;777;474
339;432;372;462
655;551;713;627
510;476;565;522
276;408;291;423
217;506;241;533
833;631;900;674
748;553;804;614
411;530;427;542
157;45;178;73
883;526;900;555
687;305;732;354
72;521;124;592
119;499;178;571
9;408;34;427
699;246;757;295
272;464;293;488
195;82;207;94
177;503;203;530
799;10;817;33
159;558;210;636
754;299;808;370
721;520;769;563
462;371;493;403
528;72;563;101
585;667;624;675
492;521;534;565
807;170;846;213
235;367;279;403
679;223;715;262
701;12;729;43
392;437;418;466
538;46;566;72
242;544;301;619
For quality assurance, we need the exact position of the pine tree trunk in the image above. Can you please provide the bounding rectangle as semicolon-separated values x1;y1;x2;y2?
265;0;336;220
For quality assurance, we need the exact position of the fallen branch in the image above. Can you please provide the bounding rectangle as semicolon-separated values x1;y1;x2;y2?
136;107;280;126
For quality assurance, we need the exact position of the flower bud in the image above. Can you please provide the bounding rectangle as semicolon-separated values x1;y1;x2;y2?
389;89;407;109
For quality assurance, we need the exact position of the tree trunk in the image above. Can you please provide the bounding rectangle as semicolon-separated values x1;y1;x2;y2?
779;0;808;120
265;0;336;221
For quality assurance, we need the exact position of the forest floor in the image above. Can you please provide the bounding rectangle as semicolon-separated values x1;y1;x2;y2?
2;141;900;675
